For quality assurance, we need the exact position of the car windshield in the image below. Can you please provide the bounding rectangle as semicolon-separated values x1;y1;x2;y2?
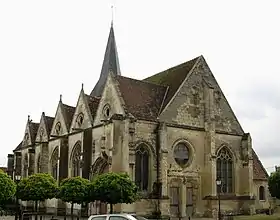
131;215;148;220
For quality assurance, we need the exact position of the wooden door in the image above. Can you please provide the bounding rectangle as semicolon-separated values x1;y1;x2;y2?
170;187;180;217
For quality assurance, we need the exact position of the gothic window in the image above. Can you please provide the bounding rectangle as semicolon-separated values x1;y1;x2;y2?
37;155;41;173
71;143;81;177
259;186;265;200
103;104;111;118
76;113;84;127
216;147;233;193
174;142;190;167
55;122;61;135
51;147;59;180
23;154;28;177
135;144;149;191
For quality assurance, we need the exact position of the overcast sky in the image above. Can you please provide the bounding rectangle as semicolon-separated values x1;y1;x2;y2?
0;1;279;173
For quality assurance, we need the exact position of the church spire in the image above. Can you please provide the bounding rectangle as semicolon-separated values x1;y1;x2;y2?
90;22;121;97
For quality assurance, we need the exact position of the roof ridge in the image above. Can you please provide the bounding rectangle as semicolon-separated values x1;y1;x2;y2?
143;56;200;81
116;75;168;89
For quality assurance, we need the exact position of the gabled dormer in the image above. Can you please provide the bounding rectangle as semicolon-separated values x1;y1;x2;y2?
50;95;75;137
35;112;54;143
70;84;100;132
22;115;39;148
93;72;126;126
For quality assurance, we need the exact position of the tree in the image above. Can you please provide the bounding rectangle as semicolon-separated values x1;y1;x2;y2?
0;170;16;208
57;176;90;220
92;172;138;213
269;170;280;199
17;173;57;220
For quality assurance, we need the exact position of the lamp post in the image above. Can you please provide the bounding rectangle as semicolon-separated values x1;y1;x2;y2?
216;179;222;220
14;174;21;220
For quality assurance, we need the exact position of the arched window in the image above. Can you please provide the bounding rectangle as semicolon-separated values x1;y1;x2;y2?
37;154;41;173
135;144;149;191
259;186;265;200
51;147;59;180
71;143;81;177
216;147;233;193
23;154;28;177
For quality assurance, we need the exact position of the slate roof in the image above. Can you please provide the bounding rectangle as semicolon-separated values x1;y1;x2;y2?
85;95;101;119
45;116;55;136
61;104;75;130
30;122;39;144
253;149;269;180
143;57;199;109
13;141;22;152
91;25;121;97
115;75;167;121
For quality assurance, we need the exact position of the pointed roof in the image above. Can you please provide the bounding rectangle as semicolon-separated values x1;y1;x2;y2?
143;56;199;110
85;94;101;119
90;24;121;97
45;115;55;136
115;75;168;121
61;103;75;130
30;122;39;144
253;149;269;180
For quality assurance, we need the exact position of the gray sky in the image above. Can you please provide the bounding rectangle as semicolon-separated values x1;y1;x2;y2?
0;1;279;173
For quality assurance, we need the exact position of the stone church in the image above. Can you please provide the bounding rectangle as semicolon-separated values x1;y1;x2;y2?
7;24;269;218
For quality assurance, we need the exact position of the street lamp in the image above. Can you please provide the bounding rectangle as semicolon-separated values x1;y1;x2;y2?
216;179;222;220
14;175;21;220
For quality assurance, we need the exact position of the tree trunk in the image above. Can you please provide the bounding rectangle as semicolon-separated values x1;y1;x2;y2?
35;201;38;220
110;203;113;214
71;203;74;220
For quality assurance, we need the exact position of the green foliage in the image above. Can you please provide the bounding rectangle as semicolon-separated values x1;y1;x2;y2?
57;176;90;204
268;170;280;199
92;172;138;205
17;173;57;202
0;172;16;206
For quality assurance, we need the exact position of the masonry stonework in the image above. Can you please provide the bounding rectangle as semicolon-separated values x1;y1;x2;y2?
9;25;269;219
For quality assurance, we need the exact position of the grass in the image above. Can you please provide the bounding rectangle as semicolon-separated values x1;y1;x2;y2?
234;214;280;220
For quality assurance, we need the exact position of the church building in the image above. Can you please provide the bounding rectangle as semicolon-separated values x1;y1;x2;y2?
7;23;269;218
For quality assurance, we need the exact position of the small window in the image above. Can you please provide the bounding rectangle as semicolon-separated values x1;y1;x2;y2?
76;113;84;127
55;122;61;135
103;104;111;118
259;186;265;200
173;142;190;167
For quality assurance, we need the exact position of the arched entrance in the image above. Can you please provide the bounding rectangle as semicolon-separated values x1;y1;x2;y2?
90;155;110;214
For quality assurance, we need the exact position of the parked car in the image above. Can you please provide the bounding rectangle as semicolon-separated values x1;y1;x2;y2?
88;214;148;220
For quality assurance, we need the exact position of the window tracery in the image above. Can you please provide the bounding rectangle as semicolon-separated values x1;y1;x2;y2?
135;144;149;191
216;147;233;193
76;113;84;127
173;142;190;167
55;122;61;135
51;147;59;180
71;143;82;177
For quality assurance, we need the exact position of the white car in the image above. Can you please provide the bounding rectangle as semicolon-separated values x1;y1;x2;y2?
88;214;148;220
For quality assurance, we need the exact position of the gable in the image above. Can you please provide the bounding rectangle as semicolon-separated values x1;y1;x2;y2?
22;118;39;147
70;89;98;132
158;56;244;135
50;102;69;137
93;73;125;125
35;113;52;143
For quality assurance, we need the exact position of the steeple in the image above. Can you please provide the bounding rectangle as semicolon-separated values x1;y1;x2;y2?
90;24;121;97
